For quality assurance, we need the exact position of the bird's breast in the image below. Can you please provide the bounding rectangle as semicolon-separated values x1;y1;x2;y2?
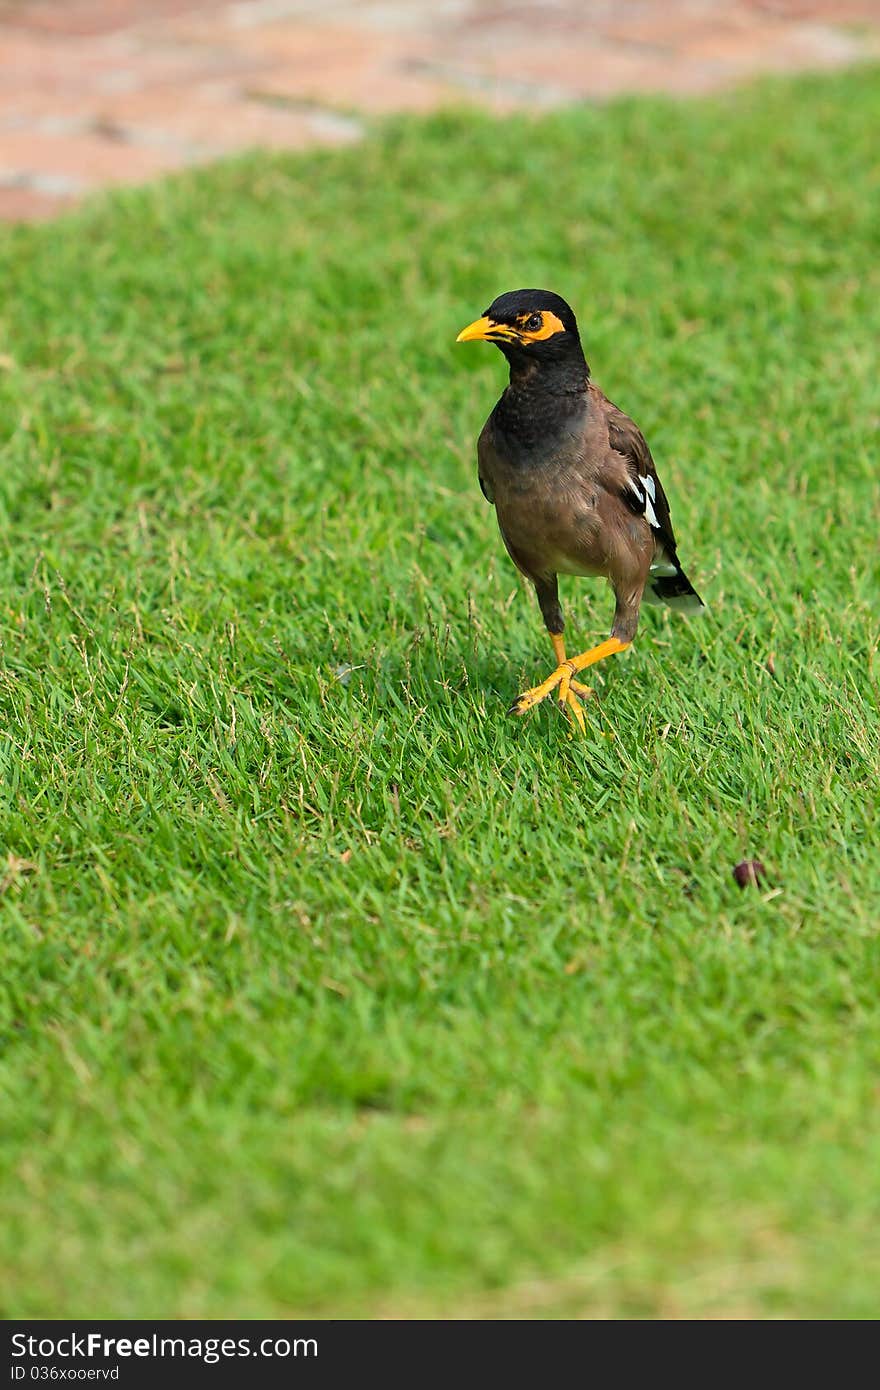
478;402;615;579
495;472;606;579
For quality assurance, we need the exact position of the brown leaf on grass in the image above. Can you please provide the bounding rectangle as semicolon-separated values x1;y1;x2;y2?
732;859;767;889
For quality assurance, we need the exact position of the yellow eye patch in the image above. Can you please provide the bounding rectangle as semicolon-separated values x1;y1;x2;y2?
515;310;566;341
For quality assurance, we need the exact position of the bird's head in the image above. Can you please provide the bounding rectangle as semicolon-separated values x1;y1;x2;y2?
456;289;583;371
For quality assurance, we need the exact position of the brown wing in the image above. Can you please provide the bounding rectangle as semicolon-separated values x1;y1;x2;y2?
594;386;680;565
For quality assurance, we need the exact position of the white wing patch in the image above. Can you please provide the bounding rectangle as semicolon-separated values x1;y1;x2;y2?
650;556;677;576
639;474;659;528
628;474;660;529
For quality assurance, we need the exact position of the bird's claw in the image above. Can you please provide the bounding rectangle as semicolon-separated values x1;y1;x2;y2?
508;662;593;732
507;691;543;716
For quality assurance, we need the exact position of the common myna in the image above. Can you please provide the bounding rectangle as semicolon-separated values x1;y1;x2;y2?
457;289;704;731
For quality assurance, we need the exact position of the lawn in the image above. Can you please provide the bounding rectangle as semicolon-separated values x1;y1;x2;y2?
0;67;878;1319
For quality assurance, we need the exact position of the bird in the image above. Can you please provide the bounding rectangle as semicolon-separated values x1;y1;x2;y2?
456;288;704;732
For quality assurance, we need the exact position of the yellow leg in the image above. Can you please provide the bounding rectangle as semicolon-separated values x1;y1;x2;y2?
556;662;586;734
509;635;630;729
548;633;594;696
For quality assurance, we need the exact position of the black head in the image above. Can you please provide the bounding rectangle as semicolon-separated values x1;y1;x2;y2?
456;288;583;369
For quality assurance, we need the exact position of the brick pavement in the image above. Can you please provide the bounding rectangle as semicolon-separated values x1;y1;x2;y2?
1;0;878;221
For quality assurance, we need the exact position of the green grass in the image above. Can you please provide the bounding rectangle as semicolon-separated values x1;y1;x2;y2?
0;67;879;1319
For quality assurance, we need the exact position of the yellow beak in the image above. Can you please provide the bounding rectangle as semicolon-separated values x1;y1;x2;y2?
456;315;517;344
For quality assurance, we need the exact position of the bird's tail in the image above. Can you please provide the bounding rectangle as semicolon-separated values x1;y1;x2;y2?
645;562;705;614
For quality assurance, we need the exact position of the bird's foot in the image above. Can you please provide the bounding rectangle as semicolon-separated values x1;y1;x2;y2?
508;661;594;733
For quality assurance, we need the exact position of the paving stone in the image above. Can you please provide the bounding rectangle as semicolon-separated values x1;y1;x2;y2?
97;84;362;151
0;32;132;95
197;22;466;114
251;59;469;115
685;22;863;69
606;7;863;59
432;42;679;103
0;31;267;104
0;0;878;222
2;0;220;36
747;2;880;18
0;128;188;189
0;182;75;220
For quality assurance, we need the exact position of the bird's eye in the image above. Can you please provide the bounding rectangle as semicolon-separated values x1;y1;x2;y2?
526;313;543;331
